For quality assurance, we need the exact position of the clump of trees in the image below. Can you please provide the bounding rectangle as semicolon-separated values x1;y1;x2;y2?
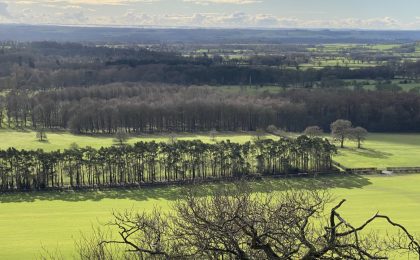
76;184;420;259
113;129;129;146
330;120;368;148
304;125;324;137
0;137;336;191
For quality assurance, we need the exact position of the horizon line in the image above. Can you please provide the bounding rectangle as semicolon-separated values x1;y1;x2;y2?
1;22;420;32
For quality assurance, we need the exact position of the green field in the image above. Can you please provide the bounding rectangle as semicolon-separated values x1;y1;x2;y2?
0;129;274;151
1;131;420;258
334;133;420;169
1;174;420;259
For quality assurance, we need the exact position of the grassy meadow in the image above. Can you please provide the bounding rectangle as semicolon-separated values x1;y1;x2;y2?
1;174;420;259
0;129;276;151
334;133;420;169
1;130;420;258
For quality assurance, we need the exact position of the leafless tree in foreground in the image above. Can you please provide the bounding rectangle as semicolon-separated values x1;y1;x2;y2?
77;184;420;260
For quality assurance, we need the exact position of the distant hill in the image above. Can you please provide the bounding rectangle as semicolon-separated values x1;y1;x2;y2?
1;24;420;44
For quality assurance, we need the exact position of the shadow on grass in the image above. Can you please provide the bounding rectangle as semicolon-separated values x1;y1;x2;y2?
339;147;392;159
368;134;420;146
0;174;372;204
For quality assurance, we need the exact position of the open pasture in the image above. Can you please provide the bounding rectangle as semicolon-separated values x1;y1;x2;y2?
334;133;420;169
1;174;420;259
1;130;420;258
0;129;274;151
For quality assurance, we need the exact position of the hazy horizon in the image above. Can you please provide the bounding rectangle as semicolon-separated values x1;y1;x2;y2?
0;0;420;30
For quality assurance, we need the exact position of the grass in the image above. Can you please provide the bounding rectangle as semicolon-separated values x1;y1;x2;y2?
1;130;420;258
0;129;275;151
1;174;420;259
334;133;420;169
217;85;284;95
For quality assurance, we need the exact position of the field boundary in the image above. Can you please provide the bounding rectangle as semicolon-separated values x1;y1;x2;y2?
333;161;420;175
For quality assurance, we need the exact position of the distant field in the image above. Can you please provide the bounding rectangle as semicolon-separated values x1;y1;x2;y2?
334;133;420;169
1;174;420;259
300;59;379;69
218;85;284;95
0;129;276;151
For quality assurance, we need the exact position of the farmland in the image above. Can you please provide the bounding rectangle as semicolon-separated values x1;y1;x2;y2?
1;174;420;259
0;129;273;151
1;129;420;258
1;32;420;259
335;133;420;168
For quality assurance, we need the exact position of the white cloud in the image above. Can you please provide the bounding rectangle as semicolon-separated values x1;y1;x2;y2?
0;1;11;17
184;0;261;5
1;0;420;29
8;0;159;6
107;12;417;29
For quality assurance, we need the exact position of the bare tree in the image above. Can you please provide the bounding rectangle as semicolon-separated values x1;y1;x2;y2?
209;128;218;142
349;126;369;149
78;184;420;259
36;128;48;142
0;96;4;128
168;133;177;144
113;129;129;146
304;125;324;138
331;119;352;148
254;128;266;141
266;125;278;134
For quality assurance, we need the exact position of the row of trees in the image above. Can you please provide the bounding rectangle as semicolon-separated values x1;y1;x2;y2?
3;84;420;133
3;87;287;132
304;120;368;149
0;137;336;191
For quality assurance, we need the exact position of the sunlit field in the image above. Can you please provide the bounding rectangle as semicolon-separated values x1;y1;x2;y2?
1;174;420;259
0;129;275;151
1;130;420;258
334;133;420;169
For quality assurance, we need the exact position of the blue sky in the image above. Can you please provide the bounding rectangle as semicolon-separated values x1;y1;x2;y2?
0;0;419;29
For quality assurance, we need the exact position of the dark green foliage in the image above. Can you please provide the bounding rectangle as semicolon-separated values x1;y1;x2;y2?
0;137;336;191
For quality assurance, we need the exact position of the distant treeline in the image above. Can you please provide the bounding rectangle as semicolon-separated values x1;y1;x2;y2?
0;137;335;191
3;42;420;90
2;84;420;133
2;25;420;44
1;42;416;89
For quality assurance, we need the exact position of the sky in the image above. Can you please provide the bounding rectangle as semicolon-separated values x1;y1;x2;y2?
0;0;420;29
